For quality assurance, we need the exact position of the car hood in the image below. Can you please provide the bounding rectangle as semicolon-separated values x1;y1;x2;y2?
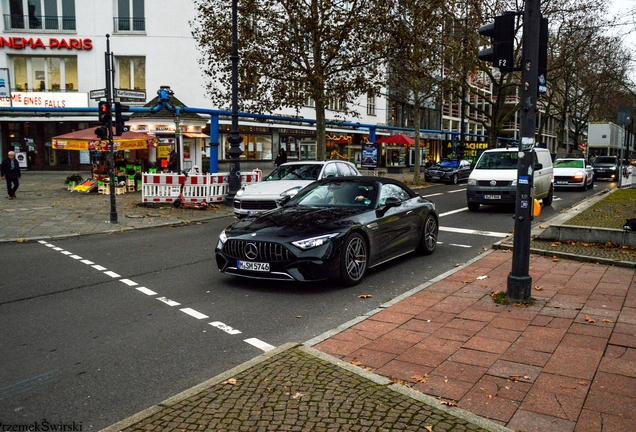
240;180;314;198
225;206;370;240
427;165;456;172
554;167;585;175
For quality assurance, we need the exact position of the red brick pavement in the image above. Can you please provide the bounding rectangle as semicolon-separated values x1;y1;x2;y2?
313;250;636;432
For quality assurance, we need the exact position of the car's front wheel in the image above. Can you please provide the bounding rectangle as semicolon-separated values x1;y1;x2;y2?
418;214;438;255
339;233;368;286
543;184;554;206
451;174;458;185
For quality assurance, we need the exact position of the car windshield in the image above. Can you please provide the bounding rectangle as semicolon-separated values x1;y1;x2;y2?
439;160;459;168
554;159;584;168
295;182;377;208
264;164;322;181
594;157;617;165
475;151;518;169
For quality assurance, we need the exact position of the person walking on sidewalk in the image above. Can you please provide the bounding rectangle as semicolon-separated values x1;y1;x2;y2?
1;151;21;199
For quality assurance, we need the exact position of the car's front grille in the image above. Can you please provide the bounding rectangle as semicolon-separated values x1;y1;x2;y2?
477;180;512;187
554;175;576;182
235;200;278;211
223;240;292;262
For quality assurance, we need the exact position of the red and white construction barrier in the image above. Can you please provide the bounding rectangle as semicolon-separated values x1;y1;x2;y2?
141;170;262;204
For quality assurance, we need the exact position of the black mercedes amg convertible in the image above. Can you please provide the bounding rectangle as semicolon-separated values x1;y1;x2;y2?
215;176;438;286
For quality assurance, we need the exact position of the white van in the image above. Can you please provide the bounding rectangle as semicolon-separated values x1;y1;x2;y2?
466;147;554;212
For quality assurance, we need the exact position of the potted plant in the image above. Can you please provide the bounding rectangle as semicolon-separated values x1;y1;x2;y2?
65;173;83;190
126;167;136;180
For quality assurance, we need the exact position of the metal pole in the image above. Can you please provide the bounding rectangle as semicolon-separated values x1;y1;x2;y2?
507;0;541;302
105;34;117;223
226;0;243;205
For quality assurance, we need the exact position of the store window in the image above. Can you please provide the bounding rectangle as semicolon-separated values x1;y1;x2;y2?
116;0;145;32
116;56;145;90
9;55;78;91
222;133;272;160
367;92;376;116
7;0;76;31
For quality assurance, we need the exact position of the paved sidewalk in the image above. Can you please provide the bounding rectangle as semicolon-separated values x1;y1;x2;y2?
3;171;635;431
0;171;233;242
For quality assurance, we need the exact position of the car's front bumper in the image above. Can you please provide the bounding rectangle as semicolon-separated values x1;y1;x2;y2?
466;183;516;205
215;239;341;282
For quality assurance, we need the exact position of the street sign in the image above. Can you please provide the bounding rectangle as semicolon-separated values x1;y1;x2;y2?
89;88;106;99
114;88;146;100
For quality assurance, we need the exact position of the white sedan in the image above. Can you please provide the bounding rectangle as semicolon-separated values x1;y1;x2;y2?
233;160;361;216
553;158;594;191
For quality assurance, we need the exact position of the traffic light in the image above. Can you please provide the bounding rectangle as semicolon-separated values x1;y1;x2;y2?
98;101;111;125
114;102;130;136
477;12;515;72
95;125;108;140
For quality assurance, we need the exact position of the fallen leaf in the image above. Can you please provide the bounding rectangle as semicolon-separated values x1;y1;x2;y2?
412;375;428;383
585;315;596;323
551;242;562;246
462;280;471;284
358;294;373;299
578;381;589;386
602;319;613;324
534;285;544;291
476;275;488;280
222;378;237;385
390;376;411;387
425;427;433;432
296;316;303;319
291;392;304;399
455;263;461;267
483;247;488;251
440;400;459;407
503;249;512;253
349;361;363;367
539;225;547;229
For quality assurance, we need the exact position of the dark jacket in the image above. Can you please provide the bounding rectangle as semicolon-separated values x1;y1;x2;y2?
1;157;21;179
274;150;287;166
167;150;178;172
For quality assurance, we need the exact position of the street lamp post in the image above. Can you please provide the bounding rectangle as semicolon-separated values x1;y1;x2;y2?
226;0;243;205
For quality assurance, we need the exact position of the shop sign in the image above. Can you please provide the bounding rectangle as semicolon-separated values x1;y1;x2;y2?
361;143;378;169
0;37;92;50
0;91;88;108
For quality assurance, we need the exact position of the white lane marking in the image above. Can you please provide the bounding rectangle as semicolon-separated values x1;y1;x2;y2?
136;287;157;296
80;259;94;265
244;338;275;352
422;192;443;198
439;208;468;217
209;321;242;335
157;297;180;307
38;240;47;244
103;271;120;278
439;226;510;238
53;247;63;251
448;188;466;193
180;308;209;320
61;251;73;255
449;243;472;248
120;279;138;286
92;265;107;271
70;255;82;260
46;244;55;248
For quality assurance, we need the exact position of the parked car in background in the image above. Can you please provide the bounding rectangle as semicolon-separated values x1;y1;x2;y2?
233;160;361;217
466;147;554;212
553;158;594;191
425;159;472;184
592;156;619;180
217;176;439;286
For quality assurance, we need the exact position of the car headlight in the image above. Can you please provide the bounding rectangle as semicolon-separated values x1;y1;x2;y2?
573;171;585;181
511;179;517;186
468;178;477;185
236;186;246;197
610;165;617;171
219;230;228;244
281;186;303;197
292;233;338;250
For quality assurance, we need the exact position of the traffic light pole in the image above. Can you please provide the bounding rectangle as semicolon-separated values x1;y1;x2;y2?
105;35;117;223
507;0;541;301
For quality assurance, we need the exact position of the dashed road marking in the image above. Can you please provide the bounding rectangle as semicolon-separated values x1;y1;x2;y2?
244;338;275;352
439;226;510;238
39;241;275;352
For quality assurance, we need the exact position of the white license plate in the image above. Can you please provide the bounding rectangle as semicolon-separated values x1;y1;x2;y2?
483;194;501;200
432;176;440;180
237;260;270;272
556;181;568;185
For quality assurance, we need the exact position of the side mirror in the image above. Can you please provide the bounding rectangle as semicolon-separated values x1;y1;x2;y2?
278;195;291;206
534;163;543;170
384;197;401;208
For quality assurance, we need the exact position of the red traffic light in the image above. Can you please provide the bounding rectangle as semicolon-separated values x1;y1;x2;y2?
98;101;112;125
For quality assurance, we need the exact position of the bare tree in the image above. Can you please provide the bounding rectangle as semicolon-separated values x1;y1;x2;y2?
191;0;391;160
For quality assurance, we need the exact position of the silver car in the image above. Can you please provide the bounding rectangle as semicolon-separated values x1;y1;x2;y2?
233;160;361;216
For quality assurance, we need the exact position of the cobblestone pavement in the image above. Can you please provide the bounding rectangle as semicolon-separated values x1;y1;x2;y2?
113;345;496;432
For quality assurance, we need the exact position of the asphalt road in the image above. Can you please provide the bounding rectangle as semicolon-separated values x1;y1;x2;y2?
0;179;612;429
